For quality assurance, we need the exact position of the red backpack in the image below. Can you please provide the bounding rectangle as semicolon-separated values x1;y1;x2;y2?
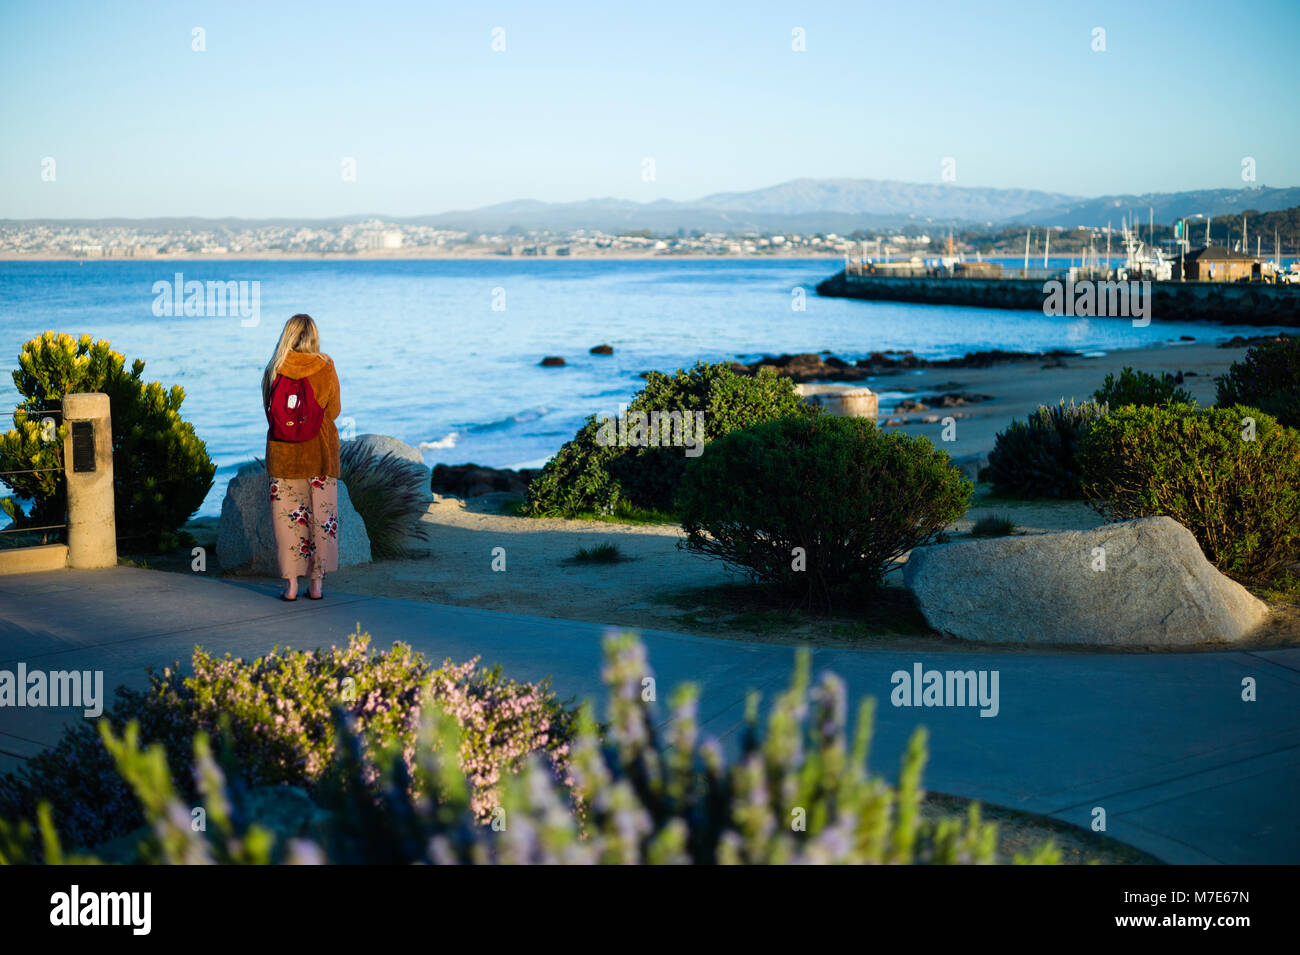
266;374;325;442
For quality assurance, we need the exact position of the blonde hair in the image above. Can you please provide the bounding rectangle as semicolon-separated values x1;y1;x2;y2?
262;313;320;406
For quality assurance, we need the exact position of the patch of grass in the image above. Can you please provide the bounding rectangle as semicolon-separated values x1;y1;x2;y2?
970;514;1017;538
566;542;629;565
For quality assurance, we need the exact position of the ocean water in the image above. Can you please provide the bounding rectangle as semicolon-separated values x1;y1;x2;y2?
0;257;1284;516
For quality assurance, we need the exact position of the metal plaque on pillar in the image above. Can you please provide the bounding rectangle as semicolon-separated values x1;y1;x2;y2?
71;421;96;472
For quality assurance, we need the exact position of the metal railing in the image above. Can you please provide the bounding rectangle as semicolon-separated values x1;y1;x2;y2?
0;404;66;545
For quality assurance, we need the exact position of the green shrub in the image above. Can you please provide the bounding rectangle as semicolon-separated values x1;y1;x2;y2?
1093;366;1194;407
339;445;432;558
1079;403;1300;585
980;400;1109;499
0;633;1060;865
677;415;971;605
0;630;576;849
1215;337;1300;428
0;332;215;549
524;362;814;516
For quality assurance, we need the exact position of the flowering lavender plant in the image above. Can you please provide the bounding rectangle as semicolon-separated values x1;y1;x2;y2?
3;634;1059;865
0;629;575;851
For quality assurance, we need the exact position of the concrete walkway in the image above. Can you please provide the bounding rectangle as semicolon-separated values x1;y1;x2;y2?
1;566;1297;864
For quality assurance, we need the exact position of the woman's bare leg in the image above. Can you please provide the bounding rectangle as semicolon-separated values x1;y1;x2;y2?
309;574;323;599
282;576;299;600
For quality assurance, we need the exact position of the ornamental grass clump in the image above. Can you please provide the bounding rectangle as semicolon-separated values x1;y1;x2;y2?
970;514;1016;538
1;633;1060;865
1079;403;1300;586
0;630;575;851
339;444;432;558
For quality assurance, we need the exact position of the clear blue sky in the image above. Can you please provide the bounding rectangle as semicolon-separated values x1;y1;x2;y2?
2;0;1297;218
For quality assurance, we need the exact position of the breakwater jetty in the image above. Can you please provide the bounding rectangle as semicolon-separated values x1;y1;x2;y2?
816;270;1300;326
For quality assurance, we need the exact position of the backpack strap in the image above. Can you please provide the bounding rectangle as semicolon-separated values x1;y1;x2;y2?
265;373;281;415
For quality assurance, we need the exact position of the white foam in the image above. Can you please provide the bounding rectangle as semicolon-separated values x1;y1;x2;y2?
419;431;460;450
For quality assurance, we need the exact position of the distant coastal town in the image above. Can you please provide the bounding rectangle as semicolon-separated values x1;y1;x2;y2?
0;220;875;259
5;204;1298;265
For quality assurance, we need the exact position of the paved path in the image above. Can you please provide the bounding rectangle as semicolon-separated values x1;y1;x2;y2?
1;566;1297;864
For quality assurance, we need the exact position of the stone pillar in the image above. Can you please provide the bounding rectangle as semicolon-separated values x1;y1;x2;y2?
63;392;116;568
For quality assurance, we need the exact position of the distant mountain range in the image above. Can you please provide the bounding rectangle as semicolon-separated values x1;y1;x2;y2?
1001;187;1300;229
9;179;1300;234
404;180;1082;234
410;180;1300;233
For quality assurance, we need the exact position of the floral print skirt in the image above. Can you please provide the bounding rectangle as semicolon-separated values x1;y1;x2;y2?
269;476;340;579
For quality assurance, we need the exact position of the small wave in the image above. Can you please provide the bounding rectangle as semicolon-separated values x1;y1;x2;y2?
508;456;554;470
461;407;550;433
419;431;460;450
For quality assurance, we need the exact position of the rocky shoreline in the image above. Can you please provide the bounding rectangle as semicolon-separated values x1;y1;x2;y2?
433;336;1288;500
726;348;1082;383
431;463;540;498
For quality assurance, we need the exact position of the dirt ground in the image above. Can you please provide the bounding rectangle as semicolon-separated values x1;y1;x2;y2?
292;488;1297;653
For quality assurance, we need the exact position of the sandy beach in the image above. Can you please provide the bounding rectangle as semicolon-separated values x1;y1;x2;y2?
864;336;1249;475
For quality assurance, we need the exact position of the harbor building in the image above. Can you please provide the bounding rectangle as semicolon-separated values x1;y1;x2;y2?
1173;246;1257;282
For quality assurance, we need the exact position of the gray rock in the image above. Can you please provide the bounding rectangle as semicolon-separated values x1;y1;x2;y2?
903;516;1269;646
345;433;426;467
217;466;371;575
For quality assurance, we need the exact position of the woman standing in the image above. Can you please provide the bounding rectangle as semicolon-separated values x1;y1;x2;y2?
262;314;342;600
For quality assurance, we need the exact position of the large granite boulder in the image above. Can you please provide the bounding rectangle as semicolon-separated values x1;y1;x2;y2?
217;466;371;575
903;516;1269;646
345;433;427;468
